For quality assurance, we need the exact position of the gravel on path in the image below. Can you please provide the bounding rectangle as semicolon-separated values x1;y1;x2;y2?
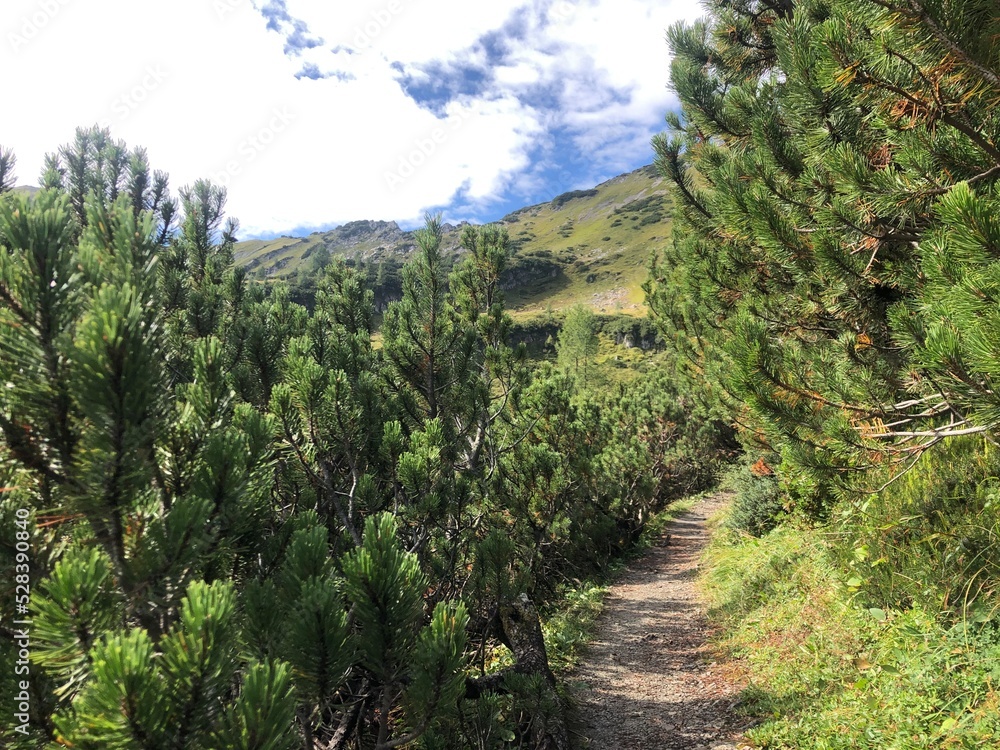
569;493;751;750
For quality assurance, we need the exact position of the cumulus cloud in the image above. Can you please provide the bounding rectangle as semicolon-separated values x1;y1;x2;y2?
1;0;698;237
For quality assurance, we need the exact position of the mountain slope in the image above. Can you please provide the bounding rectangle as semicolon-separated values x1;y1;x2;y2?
234;165;672;317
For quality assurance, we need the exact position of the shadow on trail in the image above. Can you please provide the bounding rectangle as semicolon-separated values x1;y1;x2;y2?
567;496;748;749
568;694;744;749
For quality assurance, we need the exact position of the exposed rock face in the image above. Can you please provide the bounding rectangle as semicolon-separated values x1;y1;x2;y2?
600;316;663;351
509;320;560;354
314;220;417;259
329;219;403;244
500;257;563;291
303;220;467;264
615;331;660;350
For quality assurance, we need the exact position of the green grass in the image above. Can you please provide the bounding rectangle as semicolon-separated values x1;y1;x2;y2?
701;501;1000;748
588;332;666;385
500;166;671;318
234;234;355;277
829;437;1000;615
543;584;609;674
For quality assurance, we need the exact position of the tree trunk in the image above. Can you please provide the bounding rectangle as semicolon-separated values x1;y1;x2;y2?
466;594;570;750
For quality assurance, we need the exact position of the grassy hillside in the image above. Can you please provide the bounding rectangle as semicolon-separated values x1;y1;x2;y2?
705;440;1000;748
233;165;671;319
499;165;671;319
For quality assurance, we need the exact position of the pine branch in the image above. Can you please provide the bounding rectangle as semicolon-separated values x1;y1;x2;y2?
0;413;72;486
870;0;1000;93
920;164;1000;196
862;423;988;439
853;69;1000;164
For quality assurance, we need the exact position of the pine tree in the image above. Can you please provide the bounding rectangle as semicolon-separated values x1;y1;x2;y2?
2;128;730;748
0;148;483;750
556;305;599;384
40;125;176;238
268;260;383;546
648;0;1000;505
382;214;474;427
0;147;15;194
448;223;528;475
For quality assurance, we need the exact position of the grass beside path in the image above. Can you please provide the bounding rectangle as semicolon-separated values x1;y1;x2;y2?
700;505;1000;749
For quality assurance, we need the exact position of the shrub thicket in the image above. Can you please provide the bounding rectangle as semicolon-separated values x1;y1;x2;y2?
724;464;786;538
0;128;728;749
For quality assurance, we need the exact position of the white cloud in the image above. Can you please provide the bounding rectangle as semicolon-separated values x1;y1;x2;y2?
1;0;701;237
281;0;517;64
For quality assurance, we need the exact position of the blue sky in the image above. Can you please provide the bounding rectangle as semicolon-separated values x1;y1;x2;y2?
2;0;702;238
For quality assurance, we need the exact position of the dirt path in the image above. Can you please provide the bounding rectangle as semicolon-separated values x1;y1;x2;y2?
569;493;748;749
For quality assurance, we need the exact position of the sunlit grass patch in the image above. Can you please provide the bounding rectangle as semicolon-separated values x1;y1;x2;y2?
701;504;1000;748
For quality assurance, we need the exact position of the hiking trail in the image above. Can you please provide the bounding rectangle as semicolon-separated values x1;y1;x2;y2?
570;493;752;749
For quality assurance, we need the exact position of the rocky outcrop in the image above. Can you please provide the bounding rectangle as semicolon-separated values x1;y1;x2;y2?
500;256;562;291
319;220;409;252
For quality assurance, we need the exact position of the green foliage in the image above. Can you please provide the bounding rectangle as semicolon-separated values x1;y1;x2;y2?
550;189;598;208
382;215;473;426
0;146;15;194
488;366;730;597
655;8;1000;743
343;513;426;682
32;547;121;701
404;601;469;734
211;661;299;750
648;0;1000;512
50;580;242;748
540;585;607;673
704;505;1000;749
833;437;1000;613
40;125;176;238
556;304;598;383
724;464;786;538
235;166;667;319
0;131;718;749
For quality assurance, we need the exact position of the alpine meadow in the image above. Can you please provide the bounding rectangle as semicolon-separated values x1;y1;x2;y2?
4;0;1000;748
